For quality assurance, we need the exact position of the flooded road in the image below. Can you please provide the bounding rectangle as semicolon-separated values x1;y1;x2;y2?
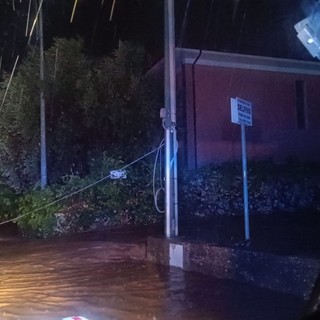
0;228;304;320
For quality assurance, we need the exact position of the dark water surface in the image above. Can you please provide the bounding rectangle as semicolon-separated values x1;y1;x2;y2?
0;226;304;320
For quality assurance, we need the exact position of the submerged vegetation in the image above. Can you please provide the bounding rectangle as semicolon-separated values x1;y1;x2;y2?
16;158;160;238
0;39;164;236
1;155;320;238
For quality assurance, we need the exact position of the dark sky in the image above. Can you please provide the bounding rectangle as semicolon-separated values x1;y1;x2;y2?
175;0;317;60
0;0;318;71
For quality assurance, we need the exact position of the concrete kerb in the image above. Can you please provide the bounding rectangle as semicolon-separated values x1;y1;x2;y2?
147;236;320;299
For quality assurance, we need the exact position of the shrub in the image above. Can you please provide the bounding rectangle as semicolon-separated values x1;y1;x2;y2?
16;156;161;237
0;183;19;221
17;187;62;238
180;160;320;218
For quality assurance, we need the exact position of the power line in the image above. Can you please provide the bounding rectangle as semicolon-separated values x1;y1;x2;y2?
0;143;164;226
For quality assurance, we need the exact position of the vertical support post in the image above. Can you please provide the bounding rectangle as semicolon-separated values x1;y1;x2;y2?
39;3;47;189
164;0;178;238
173;128;178;236
241;124;250;240
164;129;173;238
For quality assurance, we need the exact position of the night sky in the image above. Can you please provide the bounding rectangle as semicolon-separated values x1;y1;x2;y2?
0;0;319;71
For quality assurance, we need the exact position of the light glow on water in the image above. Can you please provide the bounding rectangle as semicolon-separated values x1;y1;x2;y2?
0;240;189;320
0;232;304;320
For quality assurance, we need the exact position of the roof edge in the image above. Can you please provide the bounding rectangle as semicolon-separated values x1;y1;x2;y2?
176;48;320;76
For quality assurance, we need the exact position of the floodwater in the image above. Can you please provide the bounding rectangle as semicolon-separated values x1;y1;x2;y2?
0;226;304;320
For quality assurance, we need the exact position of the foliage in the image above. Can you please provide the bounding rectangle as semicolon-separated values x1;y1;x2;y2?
13;154;320;237
44;38;91;180
0;52;41;190
0;37;163;236
80;41;162;159
0;38;162;191
180;160;320;218
17;186;62;238
16;155;161;237
0;184;19;221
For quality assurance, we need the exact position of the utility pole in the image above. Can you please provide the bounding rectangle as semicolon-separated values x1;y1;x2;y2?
39;1;47;189
164;0;178;238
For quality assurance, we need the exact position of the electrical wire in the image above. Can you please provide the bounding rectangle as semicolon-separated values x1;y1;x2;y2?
170;134;178;169
0;144;164;226
152;135;178;214
153;139;165;213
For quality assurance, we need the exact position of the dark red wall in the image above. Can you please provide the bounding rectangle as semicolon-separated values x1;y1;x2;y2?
182;63;320;169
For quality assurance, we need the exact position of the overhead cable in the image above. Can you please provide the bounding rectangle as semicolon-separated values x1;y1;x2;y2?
0;143;164;226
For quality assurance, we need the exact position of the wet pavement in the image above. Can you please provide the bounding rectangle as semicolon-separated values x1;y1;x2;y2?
0;224;306;320
179;210;320;258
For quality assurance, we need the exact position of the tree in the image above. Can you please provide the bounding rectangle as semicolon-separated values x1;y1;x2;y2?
81;41;162;157
0;38;162;191
0;51;41;191
44;38;91;180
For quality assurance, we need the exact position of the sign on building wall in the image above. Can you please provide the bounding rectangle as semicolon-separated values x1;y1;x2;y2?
231;97;252;126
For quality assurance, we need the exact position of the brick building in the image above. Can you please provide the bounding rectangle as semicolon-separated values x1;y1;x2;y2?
175;48;320;169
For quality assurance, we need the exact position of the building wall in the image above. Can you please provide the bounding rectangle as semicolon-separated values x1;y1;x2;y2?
181;58;320;169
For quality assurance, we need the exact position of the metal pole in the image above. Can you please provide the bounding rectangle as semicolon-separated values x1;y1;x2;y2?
241;124;250;240
173;127;178;236
164;0;177;238
39;3;47;189
164;131;172;238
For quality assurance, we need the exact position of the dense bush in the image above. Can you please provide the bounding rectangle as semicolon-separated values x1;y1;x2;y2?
180;160;320;218
8;159;320;237
0;183;19;222
16;156;161;237
17;187;62;238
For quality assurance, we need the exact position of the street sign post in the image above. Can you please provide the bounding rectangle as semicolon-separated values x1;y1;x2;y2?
231;97;252;241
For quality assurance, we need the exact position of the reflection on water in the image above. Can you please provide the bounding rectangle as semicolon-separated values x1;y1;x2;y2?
0;233;303;320
0;238;194;320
